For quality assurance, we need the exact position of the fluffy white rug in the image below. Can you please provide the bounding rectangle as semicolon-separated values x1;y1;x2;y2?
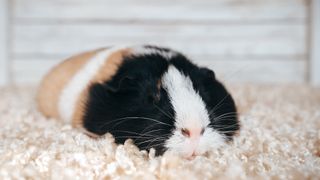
0;84;319;179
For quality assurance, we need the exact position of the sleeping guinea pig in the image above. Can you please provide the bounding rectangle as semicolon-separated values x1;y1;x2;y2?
37;45;239;158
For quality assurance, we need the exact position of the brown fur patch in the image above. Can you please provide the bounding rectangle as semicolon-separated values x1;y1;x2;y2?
71;48;132;127
36;49;105;120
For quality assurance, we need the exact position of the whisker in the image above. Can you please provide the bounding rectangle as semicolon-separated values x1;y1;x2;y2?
211;123;239;128
114;135;157;140
214;117;238;123
153;102;174;119
135;137;167;146
209;94;230;116
215;113;238;117
110;117;171;130
214;112;238;118
208;65;251;117
146;140;166;150
114;133;169;140
141;128;167;136
212;124;240;130
214;115;238;121
99;116;173;129
140;123;159;134
216;130;239;134
111;129;164;138
223;63;251;82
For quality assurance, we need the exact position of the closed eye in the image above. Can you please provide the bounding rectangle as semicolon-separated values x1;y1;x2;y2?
200;128;205;135
147;92;161;103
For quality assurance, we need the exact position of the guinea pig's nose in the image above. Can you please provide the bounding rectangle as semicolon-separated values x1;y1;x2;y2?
181;128;191;137
181;127;205;138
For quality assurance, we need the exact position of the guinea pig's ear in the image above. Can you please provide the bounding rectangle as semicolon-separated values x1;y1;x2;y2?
103;76;138;93
199;67;215;80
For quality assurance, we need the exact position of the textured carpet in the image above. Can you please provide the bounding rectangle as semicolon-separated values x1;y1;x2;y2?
0;84;319;179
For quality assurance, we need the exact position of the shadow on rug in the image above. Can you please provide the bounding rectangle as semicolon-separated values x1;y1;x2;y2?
0;84;319;179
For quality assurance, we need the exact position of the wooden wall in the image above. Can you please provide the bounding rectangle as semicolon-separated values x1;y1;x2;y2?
0;0;9;85
4;0;312;84
311;0;320;85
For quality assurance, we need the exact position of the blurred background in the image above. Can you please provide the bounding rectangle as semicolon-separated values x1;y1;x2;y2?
0;0;319;86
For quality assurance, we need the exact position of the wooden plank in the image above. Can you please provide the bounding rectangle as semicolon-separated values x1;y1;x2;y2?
12;58;305;84
12;23;306;57
0;0;8;86
310;0;320;86
201;59;305;83
13;0;307;22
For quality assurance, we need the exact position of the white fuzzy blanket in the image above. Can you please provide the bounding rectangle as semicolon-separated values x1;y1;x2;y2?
0;84;319;179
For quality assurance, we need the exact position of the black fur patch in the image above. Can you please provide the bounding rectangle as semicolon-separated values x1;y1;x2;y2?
83;46;239;155
83;52;175;155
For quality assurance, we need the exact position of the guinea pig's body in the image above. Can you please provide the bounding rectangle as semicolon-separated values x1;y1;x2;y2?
37;45;239;157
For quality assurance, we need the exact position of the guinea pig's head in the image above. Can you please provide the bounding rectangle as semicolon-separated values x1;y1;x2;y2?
84;46;239;158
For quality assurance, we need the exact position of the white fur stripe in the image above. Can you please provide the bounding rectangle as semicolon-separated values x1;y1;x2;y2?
162;66;210;129
162;66;226;156
58;47;126;122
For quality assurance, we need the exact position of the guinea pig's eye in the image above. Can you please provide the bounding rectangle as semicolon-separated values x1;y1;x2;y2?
200;128;205;135
154;93;160;101
148;93;160;103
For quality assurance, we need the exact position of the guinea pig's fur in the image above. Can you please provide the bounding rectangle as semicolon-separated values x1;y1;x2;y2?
37;45;239;157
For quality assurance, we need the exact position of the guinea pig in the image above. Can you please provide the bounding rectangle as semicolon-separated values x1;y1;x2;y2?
37;45;239;158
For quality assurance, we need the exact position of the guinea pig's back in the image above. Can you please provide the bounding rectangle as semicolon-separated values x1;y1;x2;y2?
37;47;131;127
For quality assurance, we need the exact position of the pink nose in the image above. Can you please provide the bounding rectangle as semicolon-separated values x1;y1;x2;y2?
181;127;205;138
